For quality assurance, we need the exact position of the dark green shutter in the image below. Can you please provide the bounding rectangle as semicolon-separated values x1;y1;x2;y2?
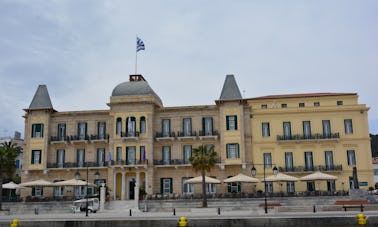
160;178;163;194
32;187;35;196
170;178;173;193
234;116;238;130
226;116;229;130
31;151;35;164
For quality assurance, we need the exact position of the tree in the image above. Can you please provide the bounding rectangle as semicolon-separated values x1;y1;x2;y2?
371;134;378;157
189;144;217;208
0;141;19;210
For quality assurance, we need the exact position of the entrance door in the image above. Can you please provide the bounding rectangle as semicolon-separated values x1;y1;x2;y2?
129;179;136;200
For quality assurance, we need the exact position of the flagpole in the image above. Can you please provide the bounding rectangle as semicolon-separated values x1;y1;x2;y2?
135;36;138;74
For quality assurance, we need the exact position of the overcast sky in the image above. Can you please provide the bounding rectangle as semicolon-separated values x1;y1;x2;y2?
0;0;377;138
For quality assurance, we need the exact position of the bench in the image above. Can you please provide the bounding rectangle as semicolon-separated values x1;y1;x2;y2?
342;204;364;212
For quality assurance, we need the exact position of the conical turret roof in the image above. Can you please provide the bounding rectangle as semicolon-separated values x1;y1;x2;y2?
26;85;54;111
219;74;242;100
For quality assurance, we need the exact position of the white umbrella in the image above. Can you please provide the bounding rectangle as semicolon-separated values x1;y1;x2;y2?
20;179;54;187
2;181;24;189
264;173;299;182
223;173;260;183
184;176;221;184
53;178;96;187
299;171;338;181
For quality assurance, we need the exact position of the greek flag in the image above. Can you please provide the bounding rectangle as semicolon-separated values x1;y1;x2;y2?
137;37;145;52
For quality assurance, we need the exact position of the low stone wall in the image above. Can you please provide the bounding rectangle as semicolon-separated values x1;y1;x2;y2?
1;216;378;227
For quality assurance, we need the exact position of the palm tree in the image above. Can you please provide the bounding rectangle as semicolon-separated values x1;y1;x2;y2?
0;141;19;210
189;144;217;208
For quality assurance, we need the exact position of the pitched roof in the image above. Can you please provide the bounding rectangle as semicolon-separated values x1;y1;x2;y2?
27;85;54;110
248;92;356;100
219;74;242;100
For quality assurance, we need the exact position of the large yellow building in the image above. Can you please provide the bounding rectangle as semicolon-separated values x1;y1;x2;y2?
21;74;373;200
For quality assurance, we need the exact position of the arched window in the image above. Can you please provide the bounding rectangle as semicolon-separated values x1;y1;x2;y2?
140;116;146;134
126;117;136;137
116;117;122;135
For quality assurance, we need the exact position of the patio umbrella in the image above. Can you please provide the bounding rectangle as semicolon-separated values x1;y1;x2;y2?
300;171;338;193
20;179;54;187
223;173;260;183
184;176;221;184
264;173;299;182
2;181;24;189
53;178;96;187
299;171;338;181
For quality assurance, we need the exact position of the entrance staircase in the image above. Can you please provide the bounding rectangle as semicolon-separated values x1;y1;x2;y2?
106;200;140;212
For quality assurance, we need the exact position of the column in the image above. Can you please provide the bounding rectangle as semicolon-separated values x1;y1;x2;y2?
100;183;106;211
121;171;126;200
113;172;116;200
135;171;140;201
145;171;149;194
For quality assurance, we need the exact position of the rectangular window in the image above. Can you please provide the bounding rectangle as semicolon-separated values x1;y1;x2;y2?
227;180;241;193
261;104;267;109
325;151;334;170
116;118;122;135
281;103;287;108
97;122;106;139
162;146;171;165
206;183;216;194
77;149;85;167
226;143;240;159
126;146;136;165
77;122;87;140
327;180;336;192
322;120;331;138
97;148;105;166
287;182;295;193
32;124;44;138
299;103;305;107
226;115;237;130
263;153;272;168
140;146;146;163
183;145;192;164
31;150;41;164
162;119;170;137
161;178;172;194
140;117;146;134
202;117;213;135
337;100;343;106
303;121;311;139
182;177;194;194
344;119;353;134
116;147;122;162
285;152;293;171
347;150;356;166
54;186;64;197
305;152;313;171
56;149;65;168
283;122;291;139
374;169;378;176
126;117;136;136
262;122;270;137
32;187;43;197
183;118;192;136
265;182;273;193
314;102;320;107
57;123;66;140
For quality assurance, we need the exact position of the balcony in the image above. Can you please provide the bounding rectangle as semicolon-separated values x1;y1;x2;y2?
155;132;176;141
198;130;218;140
46;162;110;169
50;136;69;144
120;131;139;141
69;135;89;144
177;131;197;140
90;134;109;143
110;159;148;166
277;133;340;142
278;164;343;173
153;159;190;166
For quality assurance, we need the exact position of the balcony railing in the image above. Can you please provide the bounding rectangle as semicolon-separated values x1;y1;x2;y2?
90;134;109;141
120;131;140;138
110;159;148;165
47;161;111;168
50;136;69;142
277;133;340;141
156;132;176;138
153;158;220;166
199;130;218;137
278;164;342;173
177;131;197;137
69;135;90;142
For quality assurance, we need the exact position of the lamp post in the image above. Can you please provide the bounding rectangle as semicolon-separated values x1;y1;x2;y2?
86;164;89;217
251;164;278;214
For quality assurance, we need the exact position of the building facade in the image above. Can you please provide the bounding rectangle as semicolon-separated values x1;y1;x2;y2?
21;74;374;200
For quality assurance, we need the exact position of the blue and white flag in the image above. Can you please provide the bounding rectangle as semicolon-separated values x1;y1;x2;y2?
137;37;145;52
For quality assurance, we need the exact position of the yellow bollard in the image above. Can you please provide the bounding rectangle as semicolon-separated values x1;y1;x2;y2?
10;219;19;227
357;213;366;226
178;216;188;227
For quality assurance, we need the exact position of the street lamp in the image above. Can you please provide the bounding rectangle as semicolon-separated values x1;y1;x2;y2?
251;164;278;214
